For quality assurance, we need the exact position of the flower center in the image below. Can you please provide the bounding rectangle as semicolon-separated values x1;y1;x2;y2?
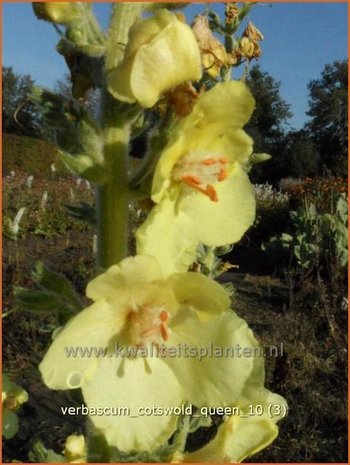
172;151;229;202
125;303;170;348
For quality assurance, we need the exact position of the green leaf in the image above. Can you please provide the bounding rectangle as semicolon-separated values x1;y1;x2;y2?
238;2;255;21
65;202;96;226
2;373;29;406
221;282;235;297
33;261;83;312
14;288;63;313
29;441;65;463
77;114;104;164
2;408;19;440
58;150;106;183
29;87;81;153
250;152;272;165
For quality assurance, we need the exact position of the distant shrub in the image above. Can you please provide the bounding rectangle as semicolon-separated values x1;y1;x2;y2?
3;173;94;239
251;183;290;242
253;183;289;209
262;194;348;274
280;176;347;213
2;133;67;178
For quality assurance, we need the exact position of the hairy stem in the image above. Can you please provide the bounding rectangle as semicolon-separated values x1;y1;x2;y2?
96;3;142;268
96;93;131;268
105;2;142;72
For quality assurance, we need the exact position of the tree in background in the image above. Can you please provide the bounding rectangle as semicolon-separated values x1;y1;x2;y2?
246;61;347;183
2;66;42;138
279;129;320;179
55;73;101;117
245;64;292;183
305;60;348;176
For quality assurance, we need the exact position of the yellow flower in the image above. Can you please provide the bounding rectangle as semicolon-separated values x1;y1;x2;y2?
64;435;87;463
107;9;202;108
136;81;256;275
172;354;287;463
173;391;287;463
39;255;271;453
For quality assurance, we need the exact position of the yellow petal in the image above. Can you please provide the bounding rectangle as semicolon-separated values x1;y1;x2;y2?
130;22;201;107
135;196;198;276
181;389;287;462
151;134;186;203
182;414;278;463
188;127;253;164
107;10;202;107
39;300;122;390
178;164;256;246
164;311;259;406
64;435;87;463
82;357;184;452
179;80;255;131
86;255;164;302
168;272;230;319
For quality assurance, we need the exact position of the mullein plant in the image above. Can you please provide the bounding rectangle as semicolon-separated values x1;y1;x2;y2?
29;2;287;462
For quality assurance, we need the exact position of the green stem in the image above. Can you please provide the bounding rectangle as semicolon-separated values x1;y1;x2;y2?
172;415;191;452
95;3;143;268
85;4;105;47
105;3;143;72
96;94;130;268
129;107;173;190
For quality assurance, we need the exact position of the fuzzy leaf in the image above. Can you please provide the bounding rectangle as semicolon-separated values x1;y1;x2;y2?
33;261;83;311
14;288;63;313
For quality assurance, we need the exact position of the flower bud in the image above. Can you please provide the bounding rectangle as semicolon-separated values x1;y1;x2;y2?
32;2;80;25
107;9;202;108
2;374;28;410
225;3;239;24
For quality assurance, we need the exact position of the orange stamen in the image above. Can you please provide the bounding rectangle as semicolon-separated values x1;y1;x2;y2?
160;324;169;341
217;168;228;181
160;311;168;322
206;184;218;202
218;158;228;165
182;174;201;186
182;177;219;202
201;158;216;165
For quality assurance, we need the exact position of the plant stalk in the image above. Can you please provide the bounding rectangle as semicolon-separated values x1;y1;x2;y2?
96;3;142;268
96;94;130;268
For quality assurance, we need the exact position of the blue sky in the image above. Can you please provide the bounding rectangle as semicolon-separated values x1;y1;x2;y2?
2;2;348;129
